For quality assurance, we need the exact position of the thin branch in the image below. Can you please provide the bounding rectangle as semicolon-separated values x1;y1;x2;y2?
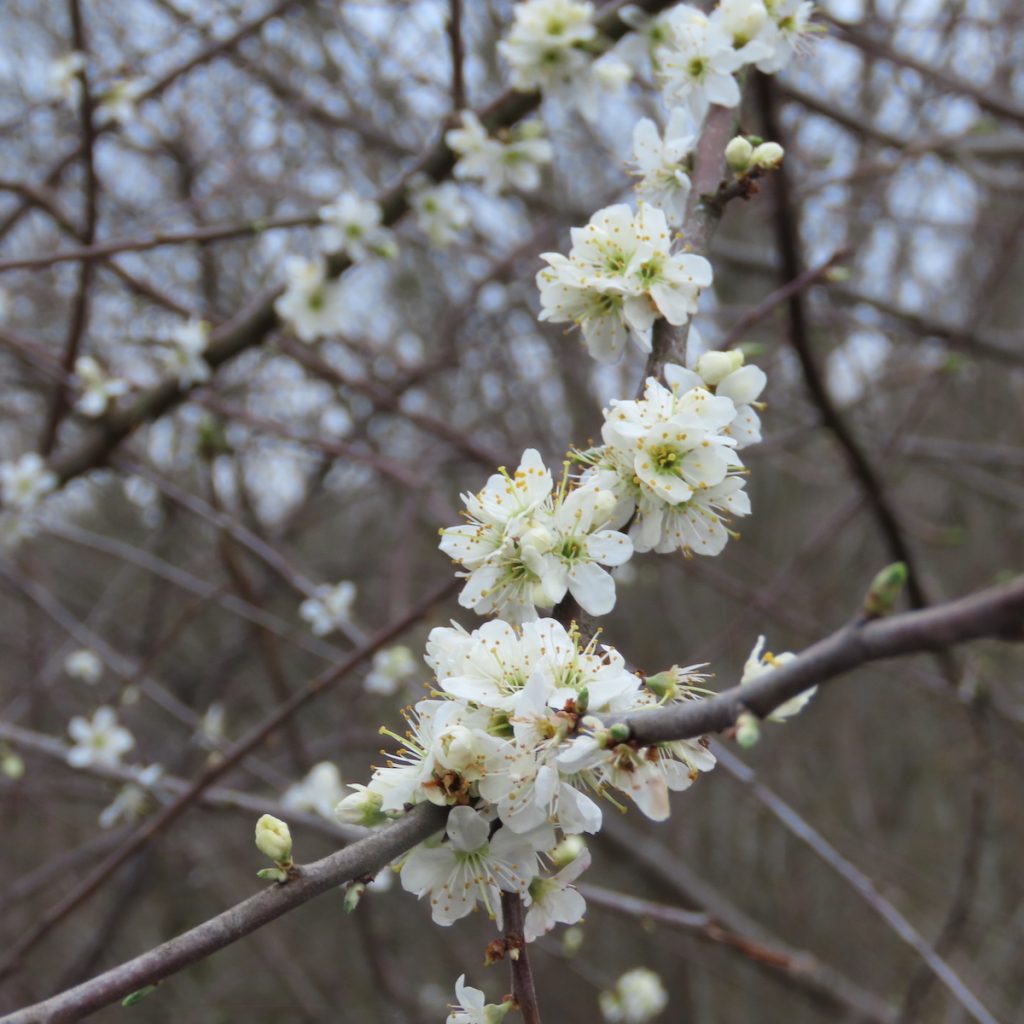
38;0;99;456
581;883;897;1024
448;0;465;112
500;891;542;1024
605;574;1024;744
718;249;848;350
711;743;1000;1024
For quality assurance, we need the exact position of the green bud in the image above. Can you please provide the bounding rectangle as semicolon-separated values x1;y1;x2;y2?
576;687;590;714
122;986;157;1007
256;867;288;882
863;562;908;618
1;752;24;779
608;723;631;743
736;712;760;748
562;926;585;957
343;881;366;914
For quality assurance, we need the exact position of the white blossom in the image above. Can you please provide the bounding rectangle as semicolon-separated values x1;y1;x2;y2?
364;645;416;696
446;975;512;1024
599;967;669;1024
1;453;57;511
97;76;144;126
73;355;129;417
445;112;552;195
64;648;103;684
524;846;590;941
630;108;696;227
98;764;162;828
537;203;712;363
282;762;345;819
67;707;135;769
655;6;744;123
318;192;395;261
161;318;211;387
400;805;551;925
47;51;85;105
409;177;470;248
742;635;816;720
498;0;597;99
299;580;357;636
582;361;753;555
274;256;347;342
756;0;816;74
440;449;632;621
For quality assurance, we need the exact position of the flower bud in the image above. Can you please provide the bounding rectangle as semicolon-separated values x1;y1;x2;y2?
255;813;292;865
725;136;754;173
551;835;587;868
519;524;554;555
2;752;24;779
736;712;760;748
435;724;479;771
343;881;365;914
588;487;618;523
697;349;745;387
335;784;387;827
562;926;585;957
593;58;631;90
863;562;908;618
751;141;785;169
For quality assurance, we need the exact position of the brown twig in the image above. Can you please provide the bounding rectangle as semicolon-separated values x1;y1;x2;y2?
38;0;99;456
500;891;542;1024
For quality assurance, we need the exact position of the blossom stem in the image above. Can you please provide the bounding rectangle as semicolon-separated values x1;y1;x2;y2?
500;891;542;1024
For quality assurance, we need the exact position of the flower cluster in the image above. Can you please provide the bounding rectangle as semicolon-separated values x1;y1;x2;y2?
337;617;715;937
537;203;712;363
445;112;553;196
318;192;396;261
440;449;632;623
299;580;357;636
577;351;766;557
73;356;129;417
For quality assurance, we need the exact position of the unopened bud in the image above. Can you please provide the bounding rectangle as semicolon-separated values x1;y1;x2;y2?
551;835;587;868
562;926;585;956
608;722;631;743
736;712;760;748
335;785;387;827
575;687;590;714
863;562;908;618
1;752;24;779
343;881;366;914
697;349;745;387
520;524;554;555
751;142;785;169
725;136;754;173
436;724;478;772
255;813;292;865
